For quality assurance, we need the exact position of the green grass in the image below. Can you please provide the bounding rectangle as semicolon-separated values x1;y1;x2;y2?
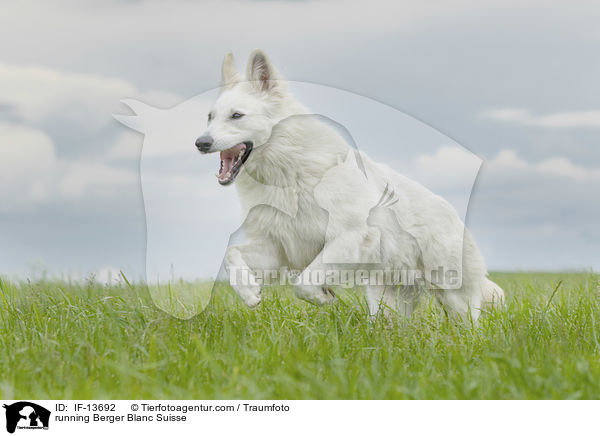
1;272;599;399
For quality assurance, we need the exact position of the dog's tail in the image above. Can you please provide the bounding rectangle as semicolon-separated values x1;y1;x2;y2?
483;278;505;308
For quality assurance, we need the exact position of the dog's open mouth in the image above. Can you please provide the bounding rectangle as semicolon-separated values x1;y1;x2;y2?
217;141;253;185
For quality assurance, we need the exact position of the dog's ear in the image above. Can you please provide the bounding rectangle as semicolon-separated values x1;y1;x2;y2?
221;52;242;90
246;49;283;94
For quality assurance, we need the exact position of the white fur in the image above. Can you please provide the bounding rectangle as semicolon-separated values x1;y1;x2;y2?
201;50;504;323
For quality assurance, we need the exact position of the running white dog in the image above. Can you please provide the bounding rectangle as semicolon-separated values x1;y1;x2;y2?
196;50;504;322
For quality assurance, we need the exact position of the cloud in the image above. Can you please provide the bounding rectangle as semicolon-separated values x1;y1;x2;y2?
0;63;137;130
488;149;600;181
470;148;600;270
0;123;56;178
0;121;137;212
107;130;143;160
0;123;58;211
481;108;600;128
0;63;186;213
0;61;188;163
410;145;482;189
58;161;137;198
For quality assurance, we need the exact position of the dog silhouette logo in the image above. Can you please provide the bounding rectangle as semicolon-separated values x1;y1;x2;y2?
3;402;50;433
114;74;484;318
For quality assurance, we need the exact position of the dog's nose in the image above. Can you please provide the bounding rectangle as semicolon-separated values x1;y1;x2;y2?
195;135;214;153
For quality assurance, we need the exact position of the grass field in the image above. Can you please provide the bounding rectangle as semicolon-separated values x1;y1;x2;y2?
1;272;599;399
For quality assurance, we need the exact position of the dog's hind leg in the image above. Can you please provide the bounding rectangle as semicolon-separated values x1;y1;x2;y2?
392;285;419;317
365;285;386;318
366;284;418;319
434;282;484;325
294;229;382;306
483;278;505;308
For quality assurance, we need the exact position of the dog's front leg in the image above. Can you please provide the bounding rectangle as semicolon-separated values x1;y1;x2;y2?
224;239;282;307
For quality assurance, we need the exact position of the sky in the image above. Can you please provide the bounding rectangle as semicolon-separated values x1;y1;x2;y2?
0;0;599;282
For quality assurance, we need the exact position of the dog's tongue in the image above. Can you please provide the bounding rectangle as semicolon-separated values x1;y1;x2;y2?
219;143;245;180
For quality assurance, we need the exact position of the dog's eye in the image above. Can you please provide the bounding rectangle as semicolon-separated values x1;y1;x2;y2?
231;112;244;119
207;113;213;122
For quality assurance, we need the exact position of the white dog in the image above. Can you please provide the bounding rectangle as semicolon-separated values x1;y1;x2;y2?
196;50;504;322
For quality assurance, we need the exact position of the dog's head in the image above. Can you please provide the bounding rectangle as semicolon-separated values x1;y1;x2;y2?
196;50;291;185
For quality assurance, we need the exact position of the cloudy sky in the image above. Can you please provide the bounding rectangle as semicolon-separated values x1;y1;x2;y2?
1;0;599;282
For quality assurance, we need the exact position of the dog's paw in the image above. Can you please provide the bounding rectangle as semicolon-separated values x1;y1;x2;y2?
294;285;336;306
235;285;262;308
243;293;262;308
